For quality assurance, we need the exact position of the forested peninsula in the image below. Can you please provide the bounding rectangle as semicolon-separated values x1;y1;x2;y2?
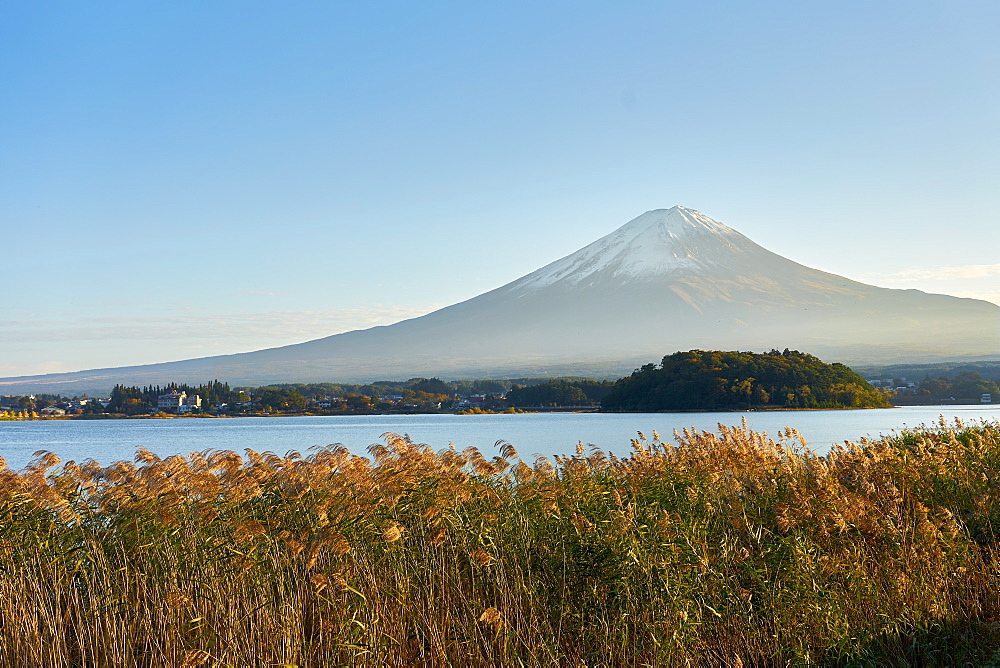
602;349;892;412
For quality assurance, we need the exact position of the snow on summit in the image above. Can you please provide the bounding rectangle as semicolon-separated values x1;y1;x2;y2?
507;206;752;293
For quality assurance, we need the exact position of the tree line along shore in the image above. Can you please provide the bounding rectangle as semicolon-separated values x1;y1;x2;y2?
2;349;998;421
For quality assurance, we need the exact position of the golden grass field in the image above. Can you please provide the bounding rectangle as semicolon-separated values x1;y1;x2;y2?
2;420;999;666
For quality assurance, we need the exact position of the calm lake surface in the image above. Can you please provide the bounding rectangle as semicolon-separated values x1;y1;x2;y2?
3;405;1000;471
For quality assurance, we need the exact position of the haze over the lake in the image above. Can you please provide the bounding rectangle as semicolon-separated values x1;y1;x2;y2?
3;1;999;377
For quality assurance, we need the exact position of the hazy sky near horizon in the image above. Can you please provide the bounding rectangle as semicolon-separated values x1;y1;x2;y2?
2;1;999;378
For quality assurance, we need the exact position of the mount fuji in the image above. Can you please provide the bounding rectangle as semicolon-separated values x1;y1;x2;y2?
3;206;998;392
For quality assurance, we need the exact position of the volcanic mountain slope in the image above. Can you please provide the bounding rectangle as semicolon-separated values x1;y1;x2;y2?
3;206;998;392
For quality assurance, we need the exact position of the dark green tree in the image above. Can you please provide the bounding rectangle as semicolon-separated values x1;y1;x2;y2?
602;350;891;412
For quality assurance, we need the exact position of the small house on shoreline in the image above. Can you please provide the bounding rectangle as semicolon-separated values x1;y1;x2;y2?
157;391;202;413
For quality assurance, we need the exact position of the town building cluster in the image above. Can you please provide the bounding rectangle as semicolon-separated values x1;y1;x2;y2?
866;378;917;393
0;395;112;416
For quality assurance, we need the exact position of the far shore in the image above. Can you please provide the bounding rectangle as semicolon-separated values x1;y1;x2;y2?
20;402;1000;423
9;399;999;424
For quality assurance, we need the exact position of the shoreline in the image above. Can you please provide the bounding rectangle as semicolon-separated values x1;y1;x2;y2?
11;402;1000;423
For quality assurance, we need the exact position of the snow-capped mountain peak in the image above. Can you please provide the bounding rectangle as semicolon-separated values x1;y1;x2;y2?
506;206;753;293
2;205;995;392
617;206;733;237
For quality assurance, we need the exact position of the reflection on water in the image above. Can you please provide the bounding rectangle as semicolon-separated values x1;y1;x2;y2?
2;405;999;471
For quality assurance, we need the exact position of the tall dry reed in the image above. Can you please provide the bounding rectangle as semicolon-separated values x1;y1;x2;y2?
1;420;999;665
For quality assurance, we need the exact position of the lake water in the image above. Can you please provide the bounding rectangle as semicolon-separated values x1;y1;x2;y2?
3;405;1000;471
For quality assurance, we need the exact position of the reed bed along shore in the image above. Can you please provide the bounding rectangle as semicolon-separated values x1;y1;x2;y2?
2;420;1000;666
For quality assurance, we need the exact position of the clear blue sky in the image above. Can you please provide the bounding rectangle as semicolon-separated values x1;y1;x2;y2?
2;0;999;377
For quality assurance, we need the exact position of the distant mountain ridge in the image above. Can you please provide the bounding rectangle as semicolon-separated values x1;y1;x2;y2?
3;206;998;393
